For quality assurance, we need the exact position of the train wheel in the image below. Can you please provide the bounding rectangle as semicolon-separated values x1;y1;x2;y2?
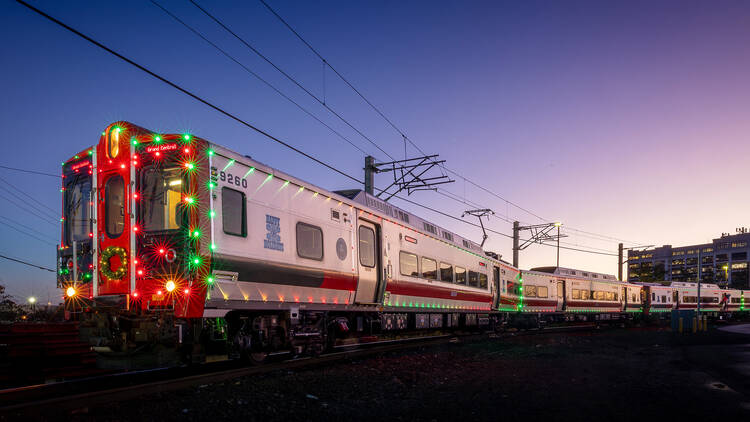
248;351;268;365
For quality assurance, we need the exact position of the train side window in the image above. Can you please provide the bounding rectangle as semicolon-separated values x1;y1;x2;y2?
358;226;376;267
455;266;466;285
652;293;655;301
631;294;637;302
662;295;667;303
572;289;581;300
297;222;324;261
400;251;418;277
422;257;437;280
525;285;537;297
479;273;488;289
440;262;453;282
105;174;125;238
468;271;479;287
222;187;246;237
581;290;590;300
537;286;548;298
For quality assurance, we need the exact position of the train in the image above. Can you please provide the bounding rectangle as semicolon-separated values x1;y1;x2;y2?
56;122;747;364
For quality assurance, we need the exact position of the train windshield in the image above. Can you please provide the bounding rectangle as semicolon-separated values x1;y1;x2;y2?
63;174;92;245
142;166;182;232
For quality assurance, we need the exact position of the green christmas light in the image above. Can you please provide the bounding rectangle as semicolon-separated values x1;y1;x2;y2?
206;276;214;284
131;137;138;146
210;243;216;251
207;181;216;190
183;134;192;141
192;230;201;238
185;162;195;171
88;150;93;156
184;196;195;205
209;210;216;218
207;149;215;157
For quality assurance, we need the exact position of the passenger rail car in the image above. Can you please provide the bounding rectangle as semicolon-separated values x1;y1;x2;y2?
58;122;512;361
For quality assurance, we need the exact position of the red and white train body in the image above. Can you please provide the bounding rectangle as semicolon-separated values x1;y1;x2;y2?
56;122;748;362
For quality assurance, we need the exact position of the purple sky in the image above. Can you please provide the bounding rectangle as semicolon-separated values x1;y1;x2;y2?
1;0;749;302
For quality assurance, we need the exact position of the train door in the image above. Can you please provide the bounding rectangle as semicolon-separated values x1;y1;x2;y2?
622;286;628;311
95;127;134;297
557;280;565;311
492;266;501;309
673;290;679;309
354;219;382;304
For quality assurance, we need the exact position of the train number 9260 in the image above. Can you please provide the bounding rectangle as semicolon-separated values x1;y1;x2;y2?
219;171;247;188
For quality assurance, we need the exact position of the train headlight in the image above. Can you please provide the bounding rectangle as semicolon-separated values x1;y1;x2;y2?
165;280;176;292
66;287;76;298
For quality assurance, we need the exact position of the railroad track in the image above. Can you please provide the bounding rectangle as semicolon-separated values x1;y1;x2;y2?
0;322;611;418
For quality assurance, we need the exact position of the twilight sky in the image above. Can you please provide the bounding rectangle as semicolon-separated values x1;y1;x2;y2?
1;0;750;303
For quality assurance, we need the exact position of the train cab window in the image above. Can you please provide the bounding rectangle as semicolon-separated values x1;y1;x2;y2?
400;251;418;277
468;271;479;287
422;257;437;280
222;187;246;237
142;167;182;232
64;175;91;245
105;175;125;238
440;262;453;282
358;226;376;267
455;266;467;285
572;289;581;299
297;222;324;261
479;273;488;289
537;286;548;298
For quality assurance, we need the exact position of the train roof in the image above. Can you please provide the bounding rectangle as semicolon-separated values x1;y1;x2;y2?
337;190;486;255
529;266;618;281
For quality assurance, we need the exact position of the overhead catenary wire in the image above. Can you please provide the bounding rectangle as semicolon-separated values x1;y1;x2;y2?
0;214;58;242
0;164;58;178
188;0;397;162
0;174;59;216
14;0;619;259
0;253;56;272
14;0;360;186
0;220;57;246
257;0;644;246
149;0;376;159
0;190;58;226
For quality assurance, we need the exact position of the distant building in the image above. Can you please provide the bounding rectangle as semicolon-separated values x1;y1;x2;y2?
627;231;750;289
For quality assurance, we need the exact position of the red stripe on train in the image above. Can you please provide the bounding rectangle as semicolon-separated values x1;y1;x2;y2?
386;279;492;303
320;272;358;291
566;301;621;308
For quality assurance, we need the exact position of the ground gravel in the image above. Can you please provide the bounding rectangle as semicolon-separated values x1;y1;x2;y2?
24;325;750;421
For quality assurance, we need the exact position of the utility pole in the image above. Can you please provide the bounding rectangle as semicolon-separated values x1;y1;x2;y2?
618;243;624;281
556;224;561;269
513;221;519;268
364;155;376;195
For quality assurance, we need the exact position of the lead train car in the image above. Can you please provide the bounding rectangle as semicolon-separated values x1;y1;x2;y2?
59;122;509;361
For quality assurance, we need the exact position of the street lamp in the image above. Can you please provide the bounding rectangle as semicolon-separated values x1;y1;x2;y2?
28;296;36;304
